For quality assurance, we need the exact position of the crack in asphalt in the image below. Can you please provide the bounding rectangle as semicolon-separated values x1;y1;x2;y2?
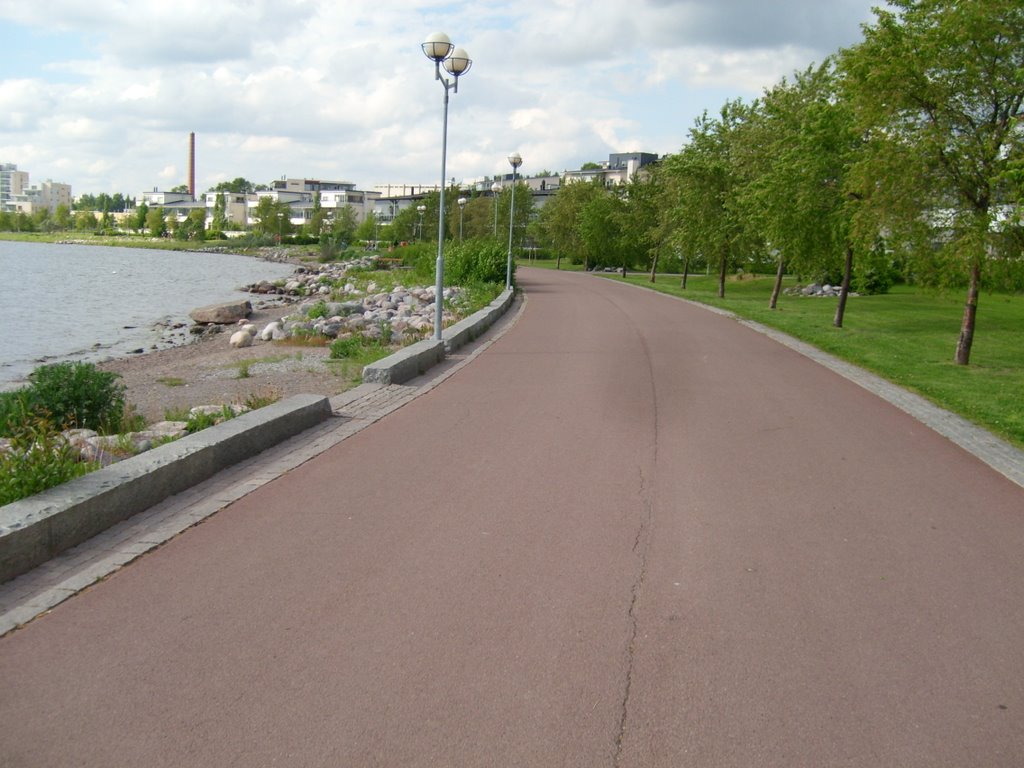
614;485;653;767
583;279;660;766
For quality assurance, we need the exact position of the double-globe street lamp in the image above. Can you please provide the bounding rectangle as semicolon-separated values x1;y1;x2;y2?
506;151;522;291
422;32;472;341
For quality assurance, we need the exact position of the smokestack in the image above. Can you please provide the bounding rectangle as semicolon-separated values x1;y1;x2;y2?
188;132;196;199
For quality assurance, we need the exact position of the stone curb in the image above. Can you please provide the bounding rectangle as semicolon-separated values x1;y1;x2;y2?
362;288;514;384
0;288;517;585
0;394;332;584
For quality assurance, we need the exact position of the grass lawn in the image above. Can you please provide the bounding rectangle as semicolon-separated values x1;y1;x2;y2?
521;260;1024;449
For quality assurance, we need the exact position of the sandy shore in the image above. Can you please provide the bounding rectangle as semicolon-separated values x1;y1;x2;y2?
97;300;359;424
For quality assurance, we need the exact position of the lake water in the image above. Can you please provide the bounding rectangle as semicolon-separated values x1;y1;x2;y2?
0;241;295;387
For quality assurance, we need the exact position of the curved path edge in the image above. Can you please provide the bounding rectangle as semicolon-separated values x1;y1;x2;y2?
610;275;1024;489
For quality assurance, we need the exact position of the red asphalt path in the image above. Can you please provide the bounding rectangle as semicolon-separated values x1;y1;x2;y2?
2;267;1023;766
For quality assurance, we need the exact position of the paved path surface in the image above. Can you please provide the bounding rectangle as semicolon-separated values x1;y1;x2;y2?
2;268;1023;767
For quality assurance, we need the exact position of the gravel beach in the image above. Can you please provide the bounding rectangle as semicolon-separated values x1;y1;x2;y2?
97;301;356;423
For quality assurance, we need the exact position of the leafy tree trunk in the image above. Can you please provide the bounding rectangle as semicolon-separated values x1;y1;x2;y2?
955;259;981;365
769;256;785;309
680;255;689;289
556;253;562;270
649;250;659;283
717;241;728;298
833;241;854;328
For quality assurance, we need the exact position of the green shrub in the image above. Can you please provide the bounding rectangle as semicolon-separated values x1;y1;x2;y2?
0;388;33;437
854;264;895;295
329;335;392;364
25;362;127;432
397;242;439;281
185;405;238;434
307;300;330;319
444;238;509;285
329;336;368;359
0;412;97;506
854;247;897;295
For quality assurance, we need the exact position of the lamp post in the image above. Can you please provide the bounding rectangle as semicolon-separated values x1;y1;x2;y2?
422;32;472;341
506;151;522;291
491;182;501;236
416;204;426;241
457;196;467;242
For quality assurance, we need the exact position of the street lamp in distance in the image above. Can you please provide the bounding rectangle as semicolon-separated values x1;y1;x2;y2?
457;197;467;242
506;152;522;291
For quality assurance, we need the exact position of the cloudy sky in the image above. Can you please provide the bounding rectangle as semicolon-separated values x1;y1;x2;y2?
0;0;885;198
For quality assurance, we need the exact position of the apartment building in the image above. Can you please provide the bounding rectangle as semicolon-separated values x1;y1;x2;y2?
0;164;31;212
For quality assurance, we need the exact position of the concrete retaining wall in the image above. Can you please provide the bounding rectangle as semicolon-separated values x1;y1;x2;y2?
0;394;332;583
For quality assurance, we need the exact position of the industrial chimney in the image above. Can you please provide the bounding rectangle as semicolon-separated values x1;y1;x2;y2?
188;132;196;199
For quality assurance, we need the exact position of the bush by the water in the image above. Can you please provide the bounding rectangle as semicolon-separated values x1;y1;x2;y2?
0;361;133;505
0;412;98;506
444;239;510;285
30;362;128;432
398;238;512;286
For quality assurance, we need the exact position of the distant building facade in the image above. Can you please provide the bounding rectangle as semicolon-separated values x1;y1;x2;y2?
1;164;69;214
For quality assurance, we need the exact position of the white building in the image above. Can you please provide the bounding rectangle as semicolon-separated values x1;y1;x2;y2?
0;164;29;212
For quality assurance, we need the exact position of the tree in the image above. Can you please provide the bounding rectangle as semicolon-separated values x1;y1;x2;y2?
663;100;754;298
330;204;357;243
74;210;97;231
841;0;1024;364
53;204;72;231
306;192;327;237
618;169;665;280
737;63;865;323
133;202;149;234
99;202;114;232
32;207;51;232
252;196;294;239
354;212;377;244
578;188;627;271
169;184;190;194
186;208;207;240
389;205;420;243
494;183;535;261
459;196;494;241
145;207;167;237
210;193;228;234
534;178;604;268
211;178;258;194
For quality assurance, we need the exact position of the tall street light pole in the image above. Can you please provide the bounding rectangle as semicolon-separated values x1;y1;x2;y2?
458;196;467;242
422;32;472;341
506;151;522;291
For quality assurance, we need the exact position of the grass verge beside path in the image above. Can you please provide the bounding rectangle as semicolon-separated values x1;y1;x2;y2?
521;260;1023;449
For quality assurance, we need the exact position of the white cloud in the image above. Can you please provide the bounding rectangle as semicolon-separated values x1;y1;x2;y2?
0;0;885;196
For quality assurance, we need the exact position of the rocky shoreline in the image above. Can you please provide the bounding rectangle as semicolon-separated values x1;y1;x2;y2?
93;251;481;426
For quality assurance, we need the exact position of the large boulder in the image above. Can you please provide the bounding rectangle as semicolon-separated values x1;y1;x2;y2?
189;299;252;325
